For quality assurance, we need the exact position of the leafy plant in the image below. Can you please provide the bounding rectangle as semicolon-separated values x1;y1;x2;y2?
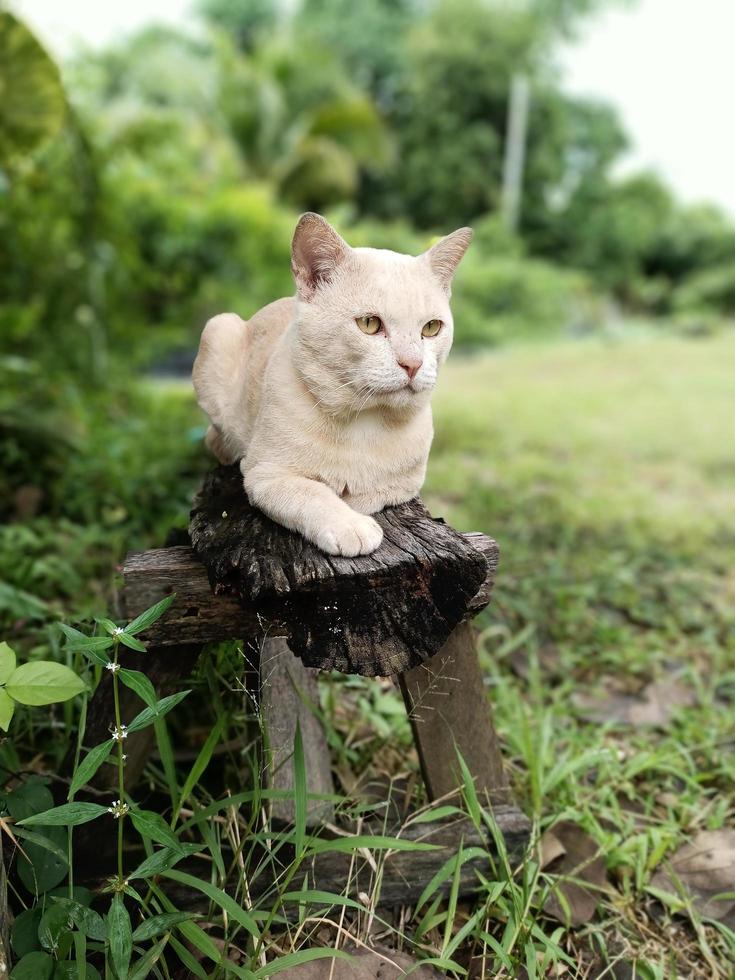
0;642;84;731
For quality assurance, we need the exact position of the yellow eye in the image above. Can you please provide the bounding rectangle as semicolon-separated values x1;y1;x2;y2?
356;315;383;335
422;319;443;337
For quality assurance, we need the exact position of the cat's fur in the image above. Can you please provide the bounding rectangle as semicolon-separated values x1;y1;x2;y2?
192;213;471;556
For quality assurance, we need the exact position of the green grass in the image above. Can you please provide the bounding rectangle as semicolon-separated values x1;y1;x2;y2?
2;329;734;977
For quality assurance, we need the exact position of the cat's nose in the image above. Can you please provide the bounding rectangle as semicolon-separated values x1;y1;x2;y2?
398;358;422;380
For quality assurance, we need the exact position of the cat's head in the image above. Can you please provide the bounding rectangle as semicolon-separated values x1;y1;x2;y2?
291;213;472;415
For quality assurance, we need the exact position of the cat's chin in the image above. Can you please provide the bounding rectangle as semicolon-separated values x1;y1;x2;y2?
374;384;431;411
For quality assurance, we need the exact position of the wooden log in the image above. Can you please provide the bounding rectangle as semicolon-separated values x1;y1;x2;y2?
399;621;510;805
123;534;496;648
259;637;335;825
183;465;492;676
157;810;530;915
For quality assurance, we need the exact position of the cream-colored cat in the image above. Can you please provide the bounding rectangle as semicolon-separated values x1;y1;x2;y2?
192;213;471;557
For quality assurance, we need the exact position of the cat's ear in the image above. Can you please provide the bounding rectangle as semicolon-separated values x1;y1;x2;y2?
422;227;473;292
291;212;350;299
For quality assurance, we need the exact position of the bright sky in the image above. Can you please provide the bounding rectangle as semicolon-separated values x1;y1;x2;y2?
12;0;735;217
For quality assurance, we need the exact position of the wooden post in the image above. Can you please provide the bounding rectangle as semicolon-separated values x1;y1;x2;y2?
258;637;335;825
400;621;510;805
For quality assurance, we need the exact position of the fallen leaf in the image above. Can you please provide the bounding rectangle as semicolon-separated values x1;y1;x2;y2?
572;677;695;727
274;944;444;978
508;642;561;681
540;821;610;927
649;829;735;925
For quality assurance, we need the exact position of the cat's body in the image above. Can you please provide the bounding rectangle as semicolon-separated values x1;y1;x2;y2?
192;214;471;556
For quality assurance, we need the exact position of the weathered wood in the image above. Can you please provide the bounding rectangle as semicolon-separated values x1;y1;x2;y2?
184;465;491;676
123;532;496;649
71;644;202;792
150;810;531;915
399;621;510;805
259;637;335;825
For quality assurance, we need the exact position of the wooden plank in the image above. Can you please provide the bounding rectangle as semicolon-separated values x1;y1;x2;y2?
135;810;531;915
121;532;496;658
259;637;335;825
399;621;510;805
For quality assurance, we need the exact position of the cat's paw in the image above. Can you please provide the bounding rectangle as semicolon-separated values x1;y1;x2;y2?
315;512;383;557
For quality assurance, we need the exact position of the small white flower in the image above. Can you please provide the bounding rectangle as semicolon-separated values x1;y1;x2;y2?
108;799;130;819
112;626;125;636
222;510;228;518
111;725;128;742
105;661;120;673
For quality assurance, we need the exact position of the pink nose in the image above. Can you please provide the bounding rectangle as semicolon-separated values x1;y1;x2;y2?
398;360;422;380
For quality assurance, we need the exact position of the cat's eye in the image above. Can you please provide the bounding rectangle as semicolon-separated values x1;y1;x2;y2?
422;319;443;338
356;315;383;335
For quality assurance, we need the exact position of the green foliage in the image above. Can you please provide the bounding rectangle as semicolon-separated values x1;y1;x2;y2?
0;642;84;729
452;252;601;345
0;13;65;166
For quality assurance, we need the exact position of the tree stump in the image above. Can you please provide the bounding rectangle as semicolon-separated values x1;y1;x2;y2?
188;464;493;676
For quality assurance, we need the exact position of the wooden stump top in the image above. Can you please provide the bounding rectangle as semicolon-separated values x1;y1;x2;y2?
183;465;497;676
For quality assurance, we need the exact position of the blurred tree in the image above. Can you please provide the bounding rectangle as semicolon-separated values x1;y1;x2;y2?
296;0;420;107
373;0;540;226
216;36;393;209
198;0;280;51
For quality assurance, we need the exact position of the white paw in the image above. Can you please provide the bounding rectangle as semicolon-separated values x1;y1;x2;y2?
315;512;383;557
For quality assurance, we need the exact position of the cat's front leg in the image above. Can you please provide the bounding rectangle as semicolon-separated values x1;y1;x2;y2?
344;476;423;516
243;463;383;557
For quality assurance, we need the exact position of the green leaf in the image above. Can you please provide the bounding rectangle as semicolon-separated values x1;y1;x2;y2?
54;964;101;980
58;624;114;661
18;802;108;827
51;898;107;941
131;911;194;942
118;632;147;653
162;869;259;938
16;825;68;895
174;714;225;822
5;780;53;821
125;594;176;636
0;641;16;683
95;618;120;635
127;690;190;733
0;688;15;730
13;827;69;864
38;903;71;953
293;722;307;859
129;809;184;853
108;894;132;980
6;662;85;706
128;938;168;980
0;12;66;167
118;669;157;708
281;889;367;911
128;843;200;881
9;950;54;980
11;908;42;957
308;835;440;855
254;948;353;978
68;740;114;799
